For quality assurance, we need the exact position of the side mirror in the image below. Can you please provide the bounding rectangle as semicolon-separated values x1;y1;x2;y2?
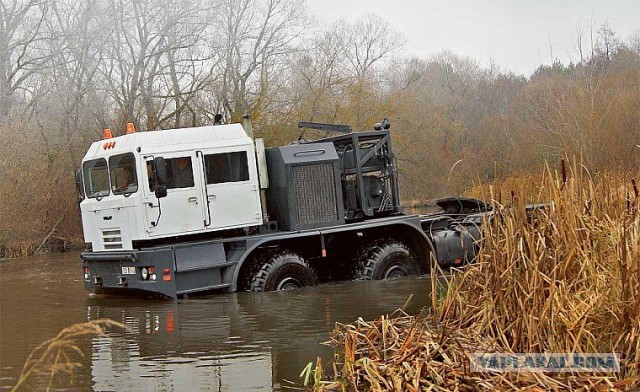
75;169;85;202
152;157;167;198
155;185;167;198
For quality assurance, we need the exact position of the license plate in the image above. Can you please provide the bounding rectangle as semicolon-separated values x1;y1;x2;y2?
122;267;136;275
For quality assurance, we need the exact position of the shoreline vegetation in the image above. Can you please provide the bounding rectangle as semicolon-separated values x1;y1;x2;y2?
0;241;83;259
0;237;83;260
304;165;640;391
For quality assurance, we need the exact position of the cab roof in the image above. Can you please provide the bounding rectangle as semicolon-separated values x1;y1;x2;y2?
83;124;252;160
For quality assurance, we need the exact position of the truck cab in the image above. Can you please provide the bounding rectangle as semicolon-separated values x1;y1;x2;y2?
79;124;263;252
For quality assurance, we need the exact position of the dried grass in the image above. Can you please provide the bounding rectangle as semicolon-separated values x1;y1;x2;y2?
306;163;640;391
11;319;127;391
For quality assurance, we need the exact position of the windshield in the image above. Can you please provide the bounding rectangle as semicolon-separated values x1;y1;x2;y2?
83;159;110;198
109;153;138;195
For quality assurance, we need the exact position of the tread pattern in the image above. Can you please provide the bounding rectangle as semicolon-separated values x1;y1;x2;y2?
248;250;318;292
354;238;418;280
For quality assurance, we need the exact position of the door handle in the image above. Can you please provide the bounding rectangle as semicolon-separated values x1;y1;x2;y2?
188;197;198;202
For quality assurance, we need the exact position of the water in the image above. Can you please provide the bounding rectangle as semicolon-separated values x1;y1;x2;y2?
0;252;432;391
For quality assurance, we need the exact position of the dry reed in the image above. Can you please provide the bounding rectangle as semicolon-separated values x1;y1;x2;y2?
306;163;640;391
11;319;127;391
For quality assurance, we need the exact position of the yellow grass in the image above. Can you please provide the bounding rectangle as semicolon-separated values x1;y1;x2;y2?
307;163;640;391
11;319;127;392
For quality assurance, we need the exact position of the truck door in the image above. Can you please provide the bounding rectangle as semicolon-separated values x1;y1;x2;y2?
200;148;263;230
144;152;206;237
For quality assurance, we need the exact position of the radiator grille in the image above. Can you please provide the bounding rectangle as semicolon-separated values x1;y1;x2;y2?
101;229;122;250
291;163;339;226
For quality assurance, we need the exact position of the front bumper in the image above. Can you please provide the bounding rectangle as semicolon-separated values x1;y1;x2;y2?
81;248;177;298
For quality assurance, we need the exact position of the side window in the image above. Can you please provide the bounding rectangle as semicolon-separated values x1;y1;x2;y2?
165;157;194;189
146;161;156;190
204;151;249;184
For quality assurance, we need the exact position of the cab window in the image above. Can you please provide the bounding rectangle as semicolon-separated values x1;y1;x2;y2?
109;153;138;195
82;159;110;198
146;161;156;190
204;151;249;184
165;157;194;189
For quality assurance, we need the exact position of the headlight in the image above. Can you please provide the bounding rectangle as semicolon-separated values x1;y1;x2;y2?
141;267;149;280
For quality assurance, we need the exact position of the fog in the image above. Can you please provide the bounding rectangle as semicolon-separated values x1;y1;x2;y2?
307;0;640;75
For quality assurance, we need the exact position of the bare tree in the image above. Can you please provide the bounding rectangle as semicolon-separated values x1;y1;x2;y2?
344;14;404;80
42;0;108;156
342;14;405;128
0;0;52;121
212;0;305;122
159;19;222;128
572;23;586;65
631;30;640;54
99;0;214;131
596;22;620;61
291;27;349;122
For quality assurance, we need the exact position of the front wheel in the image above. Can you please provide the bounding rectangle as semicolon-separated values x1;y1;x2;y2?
248;251;318;292
354;239;422;280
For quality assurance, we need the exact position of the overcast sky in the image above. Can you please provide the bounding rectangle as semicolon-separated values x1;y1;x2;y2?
306;0;640;76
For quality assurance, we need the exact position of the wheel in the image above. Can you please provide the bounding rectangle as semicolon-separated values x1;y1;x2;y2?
354;239;422;280
248;251;318;292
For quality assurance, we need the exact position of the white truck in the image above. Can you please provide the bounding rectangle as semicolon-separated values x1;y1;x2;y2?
77;119;484;298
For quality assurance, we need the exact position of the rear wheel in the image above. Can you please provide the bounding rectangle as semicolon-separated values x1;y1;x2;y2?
248;251;318;292
354;239;421;280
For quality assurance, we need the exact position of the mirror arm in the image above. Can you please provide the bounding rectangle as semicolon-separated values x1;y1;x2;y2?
152;198;162;227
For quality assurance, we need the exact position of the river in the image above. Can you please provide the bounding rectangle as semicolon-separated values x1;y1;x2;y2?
0;251;432;391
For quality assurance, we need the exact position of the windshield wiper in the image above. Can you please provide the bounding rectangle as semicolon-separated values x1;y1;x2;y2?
95;191;109;201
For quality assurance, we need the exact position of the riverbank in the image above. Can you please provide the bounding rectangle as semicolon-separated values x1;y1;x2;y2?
308;165;640;390
0;237;83;259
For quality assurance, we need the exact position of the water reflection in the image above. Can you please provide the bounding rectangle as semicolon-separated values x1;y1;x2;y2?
1;252;431;391
90;335;272;391
85;280;431;391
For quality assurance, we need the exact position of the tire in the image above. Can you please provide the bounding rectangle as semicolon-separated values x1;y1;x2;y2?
248;251;318;292
354;239;421;280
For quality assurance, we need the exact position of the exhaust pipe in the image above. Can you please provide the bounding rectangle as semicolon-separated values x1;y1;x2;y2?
242;114;254;139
